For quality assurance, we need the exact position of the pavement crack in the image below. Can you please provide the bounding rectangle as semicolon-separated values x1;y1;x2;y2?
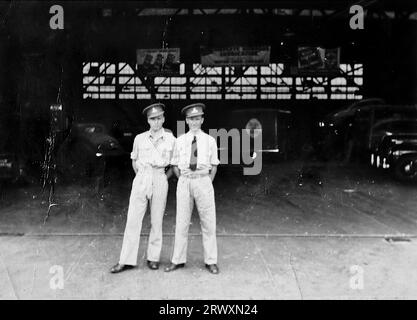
30;265;36;297
64;237;96;282
249;237;280;296
289;252;304;300
0;251;20;300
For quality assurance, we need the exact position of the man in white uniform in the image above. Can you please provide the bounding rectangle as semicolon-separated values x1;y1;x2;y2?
110;102;176;273
165;103;220;274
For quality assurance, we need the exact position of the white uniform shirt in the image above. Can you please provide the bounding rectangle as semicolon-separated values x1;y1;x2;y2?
171;130;220;176
130;129;176;169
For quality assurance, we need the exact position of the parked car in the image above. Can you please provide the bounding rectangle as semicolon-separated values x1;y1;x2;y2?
317;100;417;181
109;120;147;156
0;152;19;182
217;108;292;171
0;116;24;184
314;98;386;160
324;98;385;126
369;118;417;181
56;122;126;181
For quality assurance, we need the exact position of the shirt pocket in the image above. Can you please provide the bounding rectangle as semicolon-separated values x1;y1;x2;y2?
138;146;153;161
160;145;173;161
178;145;189;160
201;140;210;163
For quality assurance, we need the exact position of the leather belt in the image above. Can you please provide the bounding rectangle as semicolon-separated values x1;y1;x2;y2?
181;174;209;179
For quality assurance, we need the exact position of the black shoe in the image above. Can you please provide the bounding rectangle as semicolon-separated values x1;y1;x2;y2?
147;260;159;270
205;264;219;274
164;263;185;272
110;263;134;274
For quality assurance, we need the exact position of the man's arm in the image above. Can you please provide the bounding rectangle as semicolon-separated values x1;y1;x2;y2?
208;137;220;182
132;160;138;174
209;165;217;181
131;136;139;174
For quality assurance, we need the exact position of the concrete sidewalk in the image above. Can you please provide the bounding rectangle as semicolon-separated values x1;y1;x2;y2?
1;162;417;299
1;234;416;299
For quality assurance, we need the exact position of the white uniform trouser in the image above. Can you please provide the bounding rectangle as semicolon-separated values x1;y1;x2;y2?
119;167;168;265
171;175;217;265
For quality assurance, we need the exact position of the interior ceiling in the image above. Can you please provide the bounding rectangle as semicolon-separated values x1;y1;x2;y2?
5;0;415;12
81;0;417;10
2;0;415;59
67;0;417;21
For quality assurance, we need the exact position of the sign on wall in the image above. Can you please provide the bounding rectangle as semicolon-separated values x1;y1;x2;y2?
297;47;340;74
136;48;180;75
201;46;271;66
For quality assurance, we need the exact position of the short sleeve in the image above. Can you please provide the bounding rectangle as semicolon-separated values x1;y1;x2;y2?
209;137;220;166
130;136;139;160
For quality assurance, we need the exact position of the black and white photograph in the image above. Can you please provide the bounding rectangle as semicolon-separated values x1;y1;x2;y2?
0;0;417;303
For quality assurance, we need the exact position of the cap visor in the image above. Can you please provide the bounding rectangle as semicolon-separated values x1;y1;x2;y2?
148;111;165;118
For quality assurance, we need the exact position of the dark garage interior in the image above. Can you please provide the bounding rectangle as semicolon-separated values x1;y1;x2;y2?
1;0;417;300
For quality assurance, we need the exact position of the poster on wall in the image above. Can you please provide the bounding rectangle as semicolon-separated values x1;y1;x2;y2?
296;46;340;75
200;46;271;66
136;48;180;75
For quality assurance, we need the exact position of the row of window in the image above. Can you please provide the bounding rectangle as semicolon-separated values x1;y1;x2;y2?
82;62;363;100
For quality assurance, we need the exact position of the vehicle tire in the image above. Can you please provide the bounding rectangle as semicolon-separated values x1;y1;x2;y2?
393;155;417;182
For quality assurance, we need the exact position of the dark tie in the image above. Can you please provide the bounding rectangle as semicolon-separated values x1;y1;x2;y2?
189;136;197;171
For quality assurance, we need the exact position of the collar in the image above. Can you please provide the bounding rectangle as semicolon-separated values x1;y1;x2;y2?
186;129;203;140
148;128;165;140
